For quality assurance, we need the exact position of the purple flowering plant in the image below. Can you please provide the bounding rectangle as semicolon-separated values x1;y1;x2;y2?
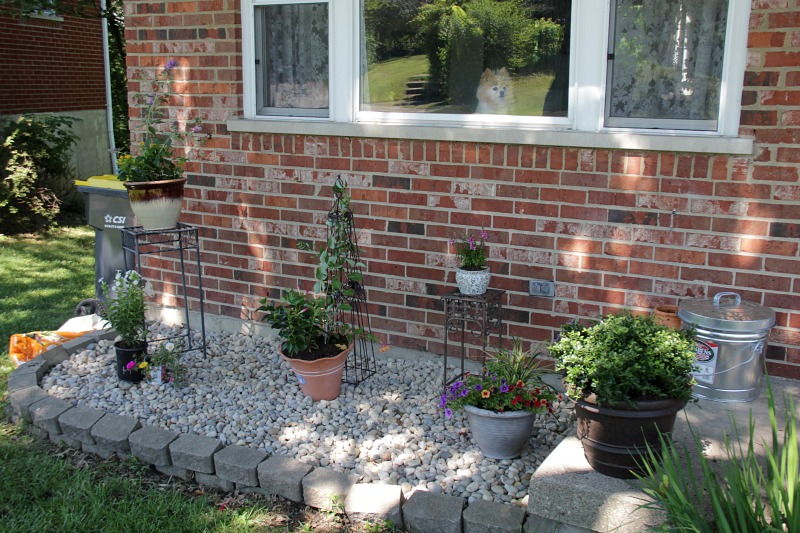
450;229;490;270
439;338;559;418
117;59;208;182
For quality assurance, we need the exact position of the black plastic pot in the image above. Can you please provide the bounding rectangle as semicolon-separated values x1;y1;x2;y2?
575;395;685;479
114;341;148;383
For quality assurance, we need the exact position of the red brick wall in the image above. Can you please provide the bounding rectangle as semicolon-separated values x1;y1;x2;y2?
0;3;106;114
124;0;800;380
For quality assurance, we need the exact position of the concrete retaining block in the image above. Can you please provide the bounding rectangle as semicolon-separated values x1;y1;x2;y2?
156;464;194;481
169;433;223;474
403;490;464;533
196;473;235;492
14;357;50;381
8;386;49;422
50;431;82;448
7;370;39;392
463;499;525;533
82;441;116;459
257;454;313;502
58;406;105;444
214;444;267;487
129;426;180;466
90;413;142;454
61;334;97;353
28;425;48;439
40;345;70;367
302;467;357;510
29;396;72;434
345;483;404;528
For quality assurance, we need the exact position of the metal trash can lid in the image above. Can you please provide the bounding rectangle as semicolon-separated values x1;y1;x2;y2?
678;292;776;332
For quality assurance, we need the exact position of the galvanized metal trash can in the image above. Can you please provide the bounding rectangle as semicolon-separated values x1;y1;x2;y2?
678;292;775;403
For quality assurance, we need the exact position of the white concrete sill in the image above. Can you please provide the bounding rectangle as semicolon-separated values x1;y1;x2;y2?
227;119;754;156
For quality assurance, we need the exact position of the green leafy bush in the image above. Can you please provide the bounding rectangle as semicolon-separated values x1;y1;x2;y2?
638;379;798;533
549;312;697;405
0;114;79;234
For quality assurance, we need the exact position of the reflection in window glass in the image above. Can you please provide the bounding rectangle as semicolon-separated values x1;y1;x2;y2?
361;0;570;117
607;0;728;128
255;3;329;117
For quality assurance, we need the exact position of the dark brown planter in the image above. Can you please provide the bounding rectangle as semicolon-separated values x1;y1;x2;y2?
575;395;685;479
114;341;148;383
123;177;186;230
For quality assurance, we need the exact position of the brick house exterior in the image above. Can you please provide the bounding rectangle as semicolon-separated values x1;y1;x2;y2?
124;0;800;380
0;3;111;177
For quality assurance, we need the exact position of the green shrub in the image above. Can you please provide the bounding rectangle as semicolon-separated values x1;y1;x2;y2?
0;114;79;234
549;312;697;405
638;379;799;532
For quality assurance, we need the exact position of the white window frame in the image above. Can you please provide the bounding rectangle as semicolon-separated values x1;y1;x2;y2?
236;0;753;155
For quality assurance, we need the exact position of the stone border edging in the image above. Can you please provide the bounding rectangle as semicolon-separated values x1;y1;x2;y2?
6;330;563;533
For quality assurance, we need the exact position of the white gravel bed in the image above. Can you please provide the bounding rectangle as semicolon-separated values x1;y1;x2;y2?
42;322;575;506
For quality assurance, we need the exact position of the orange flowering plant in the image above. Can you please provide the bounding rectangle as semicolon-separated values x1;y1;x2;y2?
439;338;558;418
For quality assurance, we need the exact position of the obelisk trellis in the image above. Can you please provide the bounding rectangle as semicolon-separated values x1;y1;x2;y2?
327;177;377;384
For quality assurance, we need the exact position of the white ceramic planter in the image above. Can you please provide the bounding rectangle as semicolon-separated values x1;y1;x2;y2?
456;267;491;295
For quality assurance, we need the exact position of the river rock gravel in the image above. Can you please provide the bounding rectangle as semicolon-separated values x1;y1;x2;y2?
42;322;575;506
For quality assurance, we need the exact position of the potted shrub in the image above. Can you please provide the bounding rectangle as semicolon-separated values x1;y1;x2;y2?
258;180;367;401
549;312;697;478
117;59;207;230
100;270;152;383
439;338;557;459
451;229;491;295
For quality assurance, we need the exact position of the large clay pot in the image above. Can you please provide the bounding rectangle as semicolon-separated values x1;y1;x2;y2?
456;267;491;295
575;395;685;479
114;341;148;383
123;177;186;230
279;342;352;401
463;405;538;459
653;304;682;329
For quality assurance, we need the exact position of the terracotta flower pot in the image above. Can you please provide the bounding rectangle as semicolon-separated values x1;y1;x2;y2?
575;394;685;479
124;177;186;230
456;267;491;295
279;342;352;401
463;405;538;459
653;304;682;329
114;340;148;383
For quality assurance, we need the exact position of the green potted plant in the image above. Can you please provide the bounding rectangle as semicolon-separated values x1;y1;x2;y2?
439;338;557;459
451;229;491;295
117;59;207;230
549;312;697;478
258;180;366;401
149;340;186;386
100;270;152;383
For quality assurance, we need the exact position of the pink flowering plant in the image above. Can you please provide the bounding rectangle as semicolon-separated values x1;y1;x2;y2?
439;339;559;418
117;59;206;182
451;229;489;270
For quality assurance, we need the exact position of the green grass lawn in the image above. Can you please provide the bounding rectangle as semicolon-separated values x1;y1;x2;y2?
0;226;95;397
0;227;381;532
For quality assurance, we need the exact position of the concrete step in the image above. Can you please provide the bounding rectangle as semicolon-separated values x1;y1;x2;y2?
527;376;800;532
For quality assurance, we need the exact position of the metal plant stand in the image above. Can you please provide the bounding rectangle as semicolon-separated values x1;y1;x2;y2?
122;223;207;357
327;178;377;385
441;289;504;388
